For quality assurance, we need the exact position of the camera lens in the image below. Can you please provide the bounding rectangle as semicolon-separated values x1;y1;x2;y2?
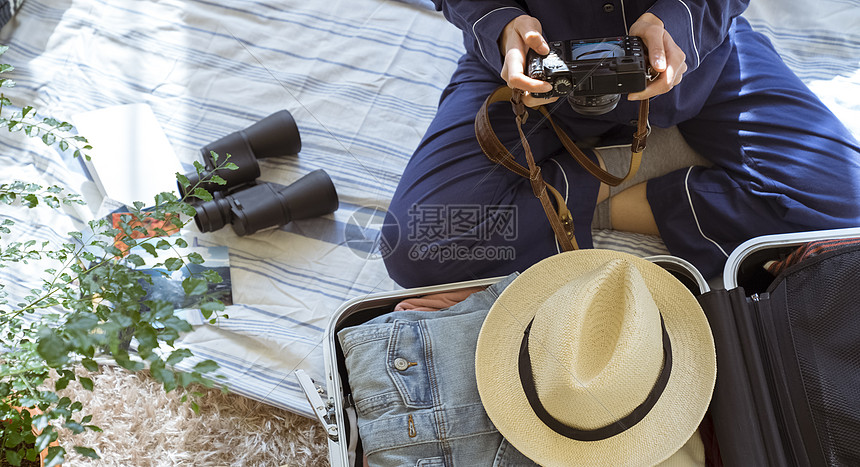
568;93;621;115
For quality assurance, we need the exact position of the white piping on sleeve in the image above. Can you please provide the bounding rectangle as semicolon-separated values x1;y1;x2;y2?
675;0;701;67
684;166;728;257
473;7;522;64
620;0;629;35
549;158;569;255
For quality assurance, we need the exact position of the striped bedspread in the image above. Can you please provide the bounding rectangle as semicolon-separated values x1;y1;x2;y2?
0;0;464;418
744;0;860;137
0;0;856;418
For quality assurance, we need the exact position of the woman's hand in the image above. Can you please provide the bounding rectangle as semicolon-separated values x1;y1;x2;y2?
628;12;686;100
498;15;560;107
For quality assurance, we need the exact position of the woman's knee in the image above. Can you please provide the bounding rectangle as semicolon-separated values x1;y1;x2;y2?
380;215;471;288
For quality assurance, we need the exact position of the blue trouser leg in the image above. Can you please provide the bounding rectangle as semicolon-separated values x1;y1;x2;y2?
647;18;860;278
382;57;610;287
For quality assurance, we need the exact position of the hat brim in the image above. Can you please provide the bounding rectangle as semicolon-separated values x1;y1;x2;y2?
475;250;716;467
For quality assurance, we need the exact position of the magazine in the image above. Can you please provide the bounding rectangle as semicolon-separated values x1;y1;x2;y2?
125;243;232;326
110;212;233;325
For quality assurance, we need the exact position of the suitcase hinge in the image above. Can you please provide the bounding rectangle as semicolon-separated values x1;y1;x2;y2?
295;369;339;442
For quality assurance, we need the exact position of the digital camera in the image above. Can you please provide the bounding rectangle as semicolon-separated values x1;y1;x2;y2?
527;36;651;115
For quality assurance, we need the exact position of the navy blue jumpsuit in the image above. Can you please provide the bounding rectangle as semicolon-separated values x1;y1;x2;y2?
381;0;860;286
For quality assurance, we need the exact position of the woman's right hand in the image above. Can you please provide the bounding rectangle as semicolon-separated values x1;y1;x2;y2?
498;15;560;108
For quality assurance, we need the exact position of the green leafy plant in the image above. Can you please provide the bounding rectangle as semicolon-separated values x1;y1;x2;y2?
0;45;232;466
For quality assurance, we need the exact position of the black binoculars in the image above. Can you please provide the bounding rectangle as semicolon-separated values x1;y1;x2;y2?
179;110;339;236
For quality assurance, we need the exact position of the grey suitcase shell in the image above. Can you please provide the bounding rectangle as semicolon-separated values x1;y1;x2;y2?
300;255;710;466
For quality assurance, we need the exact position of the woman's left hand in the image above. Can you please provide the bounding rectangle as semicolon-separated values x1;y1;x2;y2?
627;12;687;100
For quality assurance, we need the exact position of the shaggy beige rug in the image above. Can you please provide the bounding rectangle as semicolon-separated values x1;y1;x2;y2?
55;366;329;466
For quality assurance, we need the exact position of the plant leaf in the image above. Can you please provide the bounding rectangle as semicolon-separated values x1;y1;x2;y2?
200;300;224;319
81;358;99;372
35;428;55;452
182;277;207;296
125;254;145;267
63;422;84;434
36;330;71;367
166;348;193;366
191;188;212;202
164;257;183;271
140;243;157;257
44;446;65;467
201;269;222;283
79;377;94;391
22;193;38;208
186;252;204;264
5;449;21;466
176;172;190;189
73;446;100;459
193;359;219;373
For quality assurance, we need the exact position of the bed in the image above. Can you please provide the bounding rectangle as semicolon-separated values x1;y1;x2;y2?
0;0;857;420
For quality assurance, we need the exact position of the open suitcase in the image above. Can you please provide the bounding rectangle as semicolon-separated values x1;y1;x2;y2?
701;227;860;467
298;227;860;466
297;255;710;466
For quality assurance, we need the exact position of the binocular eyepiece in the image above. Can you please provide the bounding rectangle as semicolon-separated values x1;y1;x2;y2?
193;169;338;236
179;110;339;236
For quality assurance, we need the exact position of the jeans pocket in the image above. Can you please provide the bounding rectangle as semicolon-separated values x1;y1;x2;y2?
387;320;434;408
416;456;446;467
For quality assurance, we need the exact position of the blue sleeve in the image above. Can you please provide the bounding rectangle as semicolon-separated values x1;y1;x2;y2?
646;0;749;72
432;0;526;72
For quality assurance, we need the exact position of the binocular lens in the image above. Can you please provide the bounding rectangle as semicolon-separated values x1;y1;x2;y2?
179;109;302;198
242;109;301;159
192;169;338;236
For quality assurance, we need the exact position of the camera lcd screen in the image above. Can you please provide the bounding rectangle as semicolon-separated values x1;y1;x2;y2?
570;39;624;61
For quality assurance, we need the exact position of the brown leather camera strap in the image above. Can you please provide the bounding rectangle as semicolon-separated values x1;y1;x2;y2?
475;86;649;251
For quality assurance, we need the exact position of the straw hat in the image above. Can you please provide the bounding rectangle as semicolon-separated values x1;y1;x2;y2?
475;250;716;466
